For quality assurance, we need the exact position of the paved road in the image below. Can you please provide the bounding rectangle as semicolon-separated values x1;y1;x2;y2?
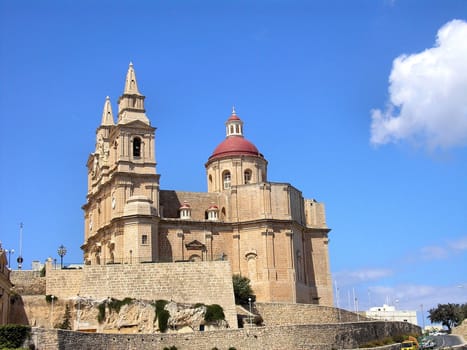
432;334;466;348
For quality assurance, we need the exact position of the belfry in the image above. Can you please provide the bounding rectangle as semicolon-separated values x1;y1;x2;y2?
82;63;334;306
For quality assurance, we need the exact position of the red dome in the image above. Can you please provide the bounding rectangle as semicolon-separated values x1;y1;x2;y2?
227;114;241;121
209;136;261;160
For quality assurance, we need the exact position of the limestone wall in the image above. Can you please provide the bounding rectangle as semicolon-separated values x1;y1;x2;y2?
29;320;420;350
256;302;370;325
10;270;45;295
45;261;237;329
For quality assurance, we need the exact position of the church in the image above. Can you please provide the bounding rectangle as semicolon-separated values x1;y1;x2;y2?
81;63;333;306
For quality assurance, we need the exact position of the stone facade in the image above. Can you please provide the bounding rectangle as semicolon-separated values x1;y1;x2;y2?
0;245;13;325
80;63;333;306
28;320;420;350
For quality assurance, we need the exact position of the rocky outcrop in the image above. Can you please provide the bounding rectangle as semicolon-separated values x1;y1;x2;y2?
17;295;228;334
452;319;467;342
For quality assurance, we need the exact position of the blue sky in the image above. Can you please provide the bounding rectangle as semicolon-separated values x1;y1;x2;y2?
0;0;466;326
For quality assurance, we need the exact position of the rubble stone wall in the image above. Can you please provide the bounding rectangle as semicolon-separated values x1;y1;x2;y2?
256;302;370;325
30;321;420;350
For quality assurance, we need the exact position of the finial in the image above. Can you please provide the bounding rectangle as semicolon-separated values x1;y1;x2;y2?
232;106;236;115
129;61;133;67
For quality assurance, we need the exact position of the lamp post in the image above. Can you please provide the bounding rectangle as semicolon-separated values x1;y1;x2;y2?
4;249;14;268
248;297;252;325
76;294;81;331
420;304;425;329
50;295;55;328
17;223;23;270
57;245;67;269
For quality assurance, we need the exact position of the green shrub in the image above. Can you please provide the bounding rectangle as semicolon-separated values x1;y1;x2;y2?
97;303;106;323
158;309;170;332
393;334;405;343
0;324;31;348
97;297;134;323
154;300;170;332
108;297;133;314
205;304;225;322
232;274;255;304
57;304;72;330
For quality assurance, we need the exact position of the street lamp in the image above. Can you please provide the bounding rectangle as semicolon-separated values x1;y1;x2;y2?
57;245;67;269
4;249;14;268
50;295;56;328
76;294;81;331
248;297;252;325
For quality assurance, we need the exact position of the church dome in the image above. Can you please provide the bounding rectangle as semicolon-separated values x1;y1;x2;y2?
208;107;263;161
209;136;261;160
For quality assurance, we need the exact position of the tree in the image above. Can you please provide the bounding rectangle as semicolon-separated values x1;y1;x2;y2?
428;303;464;332
57;304;72;330
232;274;255;305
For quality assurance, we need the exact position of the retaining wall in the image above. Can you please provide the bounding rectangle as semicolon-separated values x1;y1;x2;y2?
10;270;45;295
256;302;369;325
45;261;237;329
29;321;420;350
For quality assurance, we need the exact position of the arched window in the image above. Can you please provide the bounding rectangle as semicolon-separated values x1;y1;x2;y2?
189;254;202;262
223;171;231;189
244;169;252;184
133;137;141;157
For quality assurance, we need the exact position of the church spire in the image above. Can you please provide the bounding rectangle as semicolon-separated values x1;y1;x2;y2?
123;62;141;95
101;96;115;126
117;62;150;125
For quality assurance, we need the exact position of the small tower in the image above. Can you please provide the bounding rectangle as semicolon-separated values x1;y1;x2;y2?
179;201;192;220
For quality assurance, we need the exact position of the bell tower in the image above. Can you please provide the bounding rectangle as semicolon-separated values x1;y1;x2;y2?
82;63;160;265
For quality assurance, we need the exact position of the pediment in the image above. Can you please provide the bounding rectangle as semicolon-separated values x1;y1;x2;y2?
120;119;155;131
185;240;206;251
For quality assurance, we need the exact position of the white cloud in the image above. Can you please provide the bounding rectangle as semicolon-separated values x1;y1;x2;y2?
449;236;467;252
420;245;449;260
370;19;467;150
334;268;393;286
418;235;467;261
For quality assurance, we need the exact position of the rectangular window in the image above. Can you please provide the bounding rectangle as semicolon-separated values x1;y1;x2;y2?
141;234;148;245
